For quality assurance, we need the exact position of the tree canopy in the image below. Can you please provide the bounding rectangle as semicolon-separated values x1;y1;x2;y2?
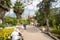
0;0;11;11
13;0;24;19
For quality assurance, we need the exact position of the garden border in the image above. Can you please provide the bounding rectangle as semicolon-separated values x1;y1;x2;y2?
40;29;59;40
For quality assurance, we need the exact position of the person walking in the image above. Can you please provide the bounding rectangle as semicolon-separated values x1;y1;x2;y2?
23;23;26;30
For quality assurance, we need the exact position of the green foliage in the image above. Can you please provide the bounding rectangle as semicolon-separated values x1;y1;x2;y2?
25;19;32;24
0;0;12;11
50;29;60;35
3;17;17;26
36;0;52;26
0;0;12;24
0;24;6;28
5;0;12;7
49;10;60;28
49;26;60;38
35;11;46;26
0;18;17;28
19;18;31;24
36;0;57;27
55;14;60;25
14;1;23;13
19;18;24;24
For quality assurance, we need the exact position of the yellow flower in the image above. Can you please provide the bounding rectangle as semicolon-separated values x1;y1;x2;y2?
0;27;14;40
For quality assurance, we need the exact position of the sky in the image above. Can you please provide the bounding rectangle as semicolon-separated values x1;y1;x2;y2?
5;8;16;17
52;0;60;8
5;0;42;18
5;0;60;18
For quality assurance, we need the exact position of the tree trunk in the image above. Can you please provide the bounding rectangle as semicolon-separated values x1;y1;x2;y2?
46;18;49;32
0;7;5;24
16;13;20;19
16;13;20;24
44;1;50;32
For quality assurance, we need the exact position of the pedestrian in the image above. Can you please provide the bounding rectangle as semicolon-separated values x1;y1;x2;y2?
23;23;26;30
11;28;23;40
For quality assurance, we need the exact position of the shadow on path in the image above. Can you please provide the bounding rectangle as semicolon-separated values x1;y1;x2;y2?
26;27;41;33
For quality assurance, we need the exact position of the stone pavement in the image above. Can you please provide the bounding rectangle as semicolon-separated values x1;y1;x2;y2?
17;25;54;40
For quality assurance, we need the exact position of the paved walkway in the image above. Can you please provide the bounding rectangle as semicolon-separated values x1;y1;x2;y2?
17;25;54;40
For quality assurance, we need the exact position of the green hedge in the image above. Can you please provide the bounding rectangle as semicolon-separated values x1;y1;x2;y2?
50;29;60;35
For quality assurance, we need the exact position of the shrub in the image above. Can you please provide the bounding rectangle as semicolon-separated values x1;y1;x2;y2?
0;24;5;28
3;17;17;26
50;29;60;35
50;29;60;39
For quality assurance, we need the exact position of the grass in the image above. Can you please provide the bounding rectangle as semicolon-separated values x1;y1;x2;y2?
49;28;60;39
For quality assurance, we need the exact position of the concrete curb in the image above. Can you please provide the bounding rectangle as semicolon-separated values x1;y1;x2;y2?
39;28;60;40
44;32;59;40
37;27;59;40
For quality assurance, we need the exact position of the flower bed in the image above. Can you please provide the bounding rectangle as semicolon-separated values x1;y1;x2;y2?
0;27;14;40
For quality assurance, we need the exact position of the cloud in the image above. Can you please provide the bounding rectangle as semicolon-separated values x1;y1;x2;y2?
32;0;41;6
25;0;42;11
22;0;42;17
26;5;34;9
7;0;42;17
5;8;16;17
11;0;16;3
11;0;16;6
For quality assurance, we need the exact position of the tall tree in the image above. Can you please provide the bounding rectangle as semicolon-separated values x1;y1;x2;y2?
13;0;24;23
36;0;56;32
0;0;11;24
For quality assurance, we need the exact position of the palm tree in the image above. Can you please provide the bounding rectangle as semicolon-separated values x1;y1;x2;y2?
0;0;11;24
13;0;24;23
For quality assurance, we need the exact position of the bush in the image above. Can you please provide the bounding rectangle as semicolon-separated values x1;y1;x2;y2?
50;29;60;39
50;29;60;35
3;17;17;26
0;24;5;28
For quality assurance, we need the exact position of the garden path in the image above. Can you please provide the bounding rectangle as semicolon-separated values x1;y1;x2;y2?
16;25;54;40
